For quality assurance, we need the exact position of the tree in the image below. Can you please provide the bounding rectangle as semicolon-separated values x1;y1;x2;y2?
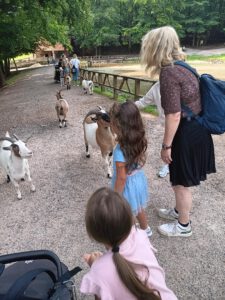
0;0;91;87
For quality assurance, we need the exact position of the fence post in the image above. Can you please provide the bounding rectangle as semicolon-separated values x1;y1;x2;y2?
98;73;104;92
134;79;140;100
113;75;118;99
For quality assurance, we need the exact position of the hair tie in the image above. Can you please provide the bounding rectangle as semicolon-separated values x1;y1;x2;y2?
112;245;120;253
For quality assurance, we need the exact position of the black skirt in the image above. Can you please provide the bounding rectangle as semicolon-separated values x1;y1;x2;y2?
169;118;216;187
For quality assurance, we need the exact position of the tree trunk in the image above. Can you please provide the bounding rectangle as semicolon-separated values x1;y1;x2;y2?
13;58;18;71
0;64;6;88
4;58;10;76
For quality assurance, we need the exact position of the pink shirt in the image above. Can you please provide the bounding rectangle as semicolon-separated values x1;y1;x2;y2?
80;226;178;300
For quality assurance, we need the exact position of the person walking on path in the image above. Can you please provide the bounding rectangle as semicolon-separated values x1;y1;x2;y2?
70;53;80;85
135;81;169;178
141;26;216;237
110;101;152;237
80;187;178;300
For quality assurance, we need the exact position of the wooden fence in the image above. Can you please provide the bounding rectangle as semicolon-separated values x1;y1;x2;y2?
80;68;156;100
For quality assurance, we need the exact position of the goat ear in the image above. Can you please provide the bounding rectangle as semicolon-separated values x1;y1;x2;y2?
3;146;11;151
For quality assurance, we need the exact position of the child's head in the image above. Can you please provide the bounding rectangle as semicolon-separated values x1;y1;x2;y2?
110;101;147;171
85;187;161;300
85;187;133;247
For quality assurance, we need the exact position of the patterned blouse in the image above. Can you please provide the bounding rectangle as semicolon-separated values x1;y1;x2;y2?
160;64;202;115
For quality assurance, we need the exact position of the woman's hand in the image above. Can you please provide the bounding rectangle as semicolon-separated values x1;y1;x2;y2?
161;148;172;164
83;251;103;267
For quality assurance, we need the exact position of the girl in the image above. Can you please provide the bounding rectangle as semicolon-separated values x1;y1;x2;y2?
141;26;216;237
80;187;178;300
110;101;152;237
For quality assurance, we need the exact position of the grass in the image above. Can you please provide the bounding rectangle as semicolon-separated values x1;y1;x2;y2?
14;53;33;61
187;54;225;61
94;86;158;116
5;70;31;86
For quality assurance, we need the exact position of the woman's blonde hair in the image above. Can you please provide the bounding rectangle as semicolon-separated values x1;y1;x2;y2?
141;26;185;77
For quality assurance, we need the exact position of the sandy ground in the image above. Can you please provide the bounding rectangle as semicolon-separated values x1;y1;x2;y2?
0;66;225;300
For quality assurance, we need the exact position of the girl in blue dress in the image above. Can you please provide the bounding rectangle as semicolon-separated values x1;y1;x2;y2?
110;101;152;237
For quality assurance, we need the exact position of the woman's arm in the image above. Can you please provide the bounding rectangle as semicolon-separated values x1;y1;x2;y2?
161;112;181;164
114;161;127;194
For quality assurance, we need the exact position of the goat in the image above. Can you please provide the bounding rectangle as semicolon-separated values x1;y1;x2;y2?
65;75;71;90
55;90;69;128
82;79;94;95
83;106;116;178
0;132;35;200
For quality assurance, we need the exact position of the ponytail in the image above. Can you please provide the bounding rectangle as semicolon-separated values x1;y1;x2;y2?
113;252;161;300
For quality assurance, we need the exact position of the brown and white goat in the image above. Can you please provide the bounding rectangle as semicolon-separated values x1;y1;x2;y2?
83;106;116;178
55;90;69;128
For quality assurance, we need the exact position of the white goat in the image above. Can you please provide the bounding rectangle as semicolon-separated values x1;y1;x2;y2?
0;132;35;200
82;79;94;95
83;106;116;178
55;90;69;128
65;75;71;90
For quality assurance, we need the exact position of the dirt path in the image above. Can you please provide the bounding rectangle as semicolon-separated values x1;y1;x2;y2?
0;66;224;300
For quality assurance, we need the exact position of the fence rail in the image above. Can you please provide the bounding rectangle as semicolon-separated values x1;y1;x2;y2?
80;68;156;100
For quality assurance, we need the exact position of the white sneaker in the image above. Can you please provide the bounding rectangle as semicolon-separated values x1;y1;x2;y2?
158;221;192;237
158;164;169;178
145;226;153;237
158;208;178;221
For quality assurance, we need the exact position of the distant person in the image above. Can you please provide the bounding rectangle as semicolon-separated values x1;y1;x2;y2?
70;54;80;86
59;67;64;87
141;26;216;237
80;187;178;300
135;82;169;178
110;101;152;237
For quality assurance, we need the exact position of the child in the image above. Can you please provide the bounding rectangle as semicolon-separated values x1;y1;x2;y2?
110;101;151;237
80;187;178;300
135;82;169;178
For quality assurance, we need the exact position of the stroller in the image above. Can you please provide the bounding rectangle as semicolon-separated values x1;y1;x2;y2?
0;250;82;300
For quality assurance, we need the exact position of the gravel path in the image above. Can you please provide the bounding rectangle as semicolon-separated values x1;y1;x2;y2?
0;66;224;300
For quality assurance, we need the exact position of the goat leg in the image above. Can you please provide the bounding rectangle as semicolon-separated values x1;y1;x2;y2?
10;178;22;200
25;161;36;193
103;153;112;178
7;174;10;183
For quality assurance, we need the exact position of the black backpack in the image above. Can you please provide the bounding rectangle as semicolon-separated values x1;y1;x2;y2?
0;250;82;300
174;60;225;135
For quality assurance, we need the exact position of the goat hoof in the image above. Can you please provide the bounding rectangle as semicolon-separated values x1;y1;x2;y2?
17;196;22;200
7;175;10;183
21;178;25;181
107;174;112;179
86;154;90;158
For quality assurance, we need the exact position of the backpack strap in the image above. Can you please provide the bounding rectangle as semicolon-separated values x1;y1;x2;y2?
4;268;56;300
174;60;200;78
174;61;200;119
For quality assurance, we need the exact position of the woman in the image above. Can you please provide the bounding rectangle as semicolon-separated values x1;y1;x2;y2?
141;26;216;237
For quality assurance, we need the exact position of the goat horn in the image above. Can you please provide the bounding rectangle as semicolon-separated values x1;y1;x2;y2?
25;135;32;143
0;137;14;143
13;134;19;140
97;105;103;110
84;108;102;119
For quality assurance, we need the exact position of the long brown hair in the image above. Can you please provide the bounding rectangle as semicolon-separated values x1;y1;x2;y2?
110;101;147;173
85;187;161;300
